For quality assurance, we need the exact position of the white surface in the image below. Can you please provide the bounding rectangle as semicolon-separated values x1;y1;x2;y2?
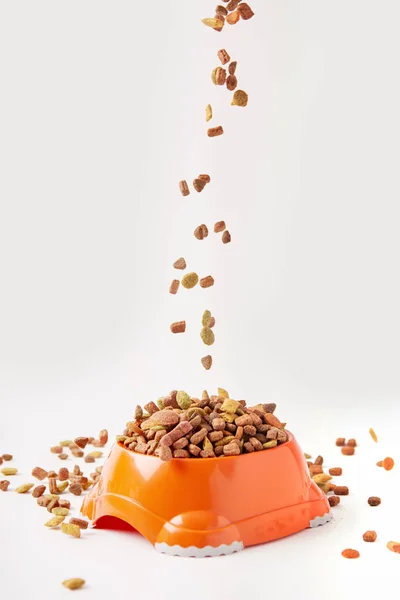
1;0;400;598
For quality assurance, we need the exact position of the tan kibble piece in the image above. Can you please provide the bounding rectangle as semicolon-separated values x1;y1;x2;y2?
62;579;85;591
87;451;103;459
169;279;180;295
231;89;248;107
181;272;199;289
202;310;212;327
60;440;73;447
50;446;63;454
173;257;186;270
201;355;213;370
200;276;214;288
387;541;400;553
208;126;224;137
74;437;89;449
1;468;17;476
58;481;69;493
69;517;89;530
52;507;69;517
200;327;215;346
312;474;332;484
194;224;209;240
369;427;378;442
226;11;240;25
45;516;65;528
15;483;34;494
237;2;255;19
179;180;190;197
214;220;226;233
226;75;237;91
229;61;237;75
0;480;10;491
218;48;230;65
170;321;186;334
363;530;377;542
61;523;81;538
58;453;68;460
158;445;173;462
201;17;225;31
206;104;213;122
222;230;231;244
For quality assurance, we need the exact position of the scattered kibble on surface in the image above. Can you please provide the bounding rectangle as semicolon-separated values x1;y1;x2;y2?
201;355;213;370
62;579;85;591
363;531;377;542
170;321;186;334
231;89;248;107
368;496;381;507
181;272;199;289
342;549;360;559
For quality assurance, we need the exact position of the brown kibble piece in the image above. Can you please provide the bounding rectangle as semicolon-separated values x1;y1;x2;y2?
237;2;254;19
158;445;173;462
226;75;237;91
369;427;378;442
32;485;46;498
48;478;59;495
198;174;211;183
347;439;357;447
368;496;381;506
314;455;324;466
229;61;237;75
0;480;10;491
336;438;345;446
226;10;240;24
201;355;212;370
222;230;231;244
194;224;209;240
226;0;240;10
208;126;224;137
209;317;215;328
84;455;95;463
59;499;71;509
74;437;89;449
363;530;377;542
218;48;230;65
205;104;212;122
341;446;355;456
215;67;226;85
50;446;63;454
69;517;89;530
170;321;186;334
200;276;214;288
182;272;199;289
342;549;360;559
328;496;340;507
309;465;323;475
214;221;226;233
329;468;342;476
61;523;81;538
169;279;180;295
62;579;85;591
58;453;68;460
216;5;228;17
173;257;186;270
193;178;207;193
383;457;395;471
333;486;349;496
2;454;12;461
71;449;84;458
179;180;190;197
69;483;82;496
32;467;48;481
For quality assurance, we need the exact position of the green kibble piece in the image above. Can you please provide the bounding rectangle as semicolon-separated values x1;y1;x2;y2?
202;310;212;327
263;440;278;449
176;391;192;410
200;327;215;346
157;397;165;410
181;272;199;289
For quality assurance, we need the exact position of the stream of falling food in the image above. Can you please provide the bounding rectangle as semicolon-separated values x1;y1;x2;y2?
172;3;252;371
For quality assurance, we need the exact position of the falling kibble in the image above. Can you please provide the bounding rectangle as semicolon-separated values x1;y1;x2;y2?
15;483;34;494
61;523;81;538
200;276;214;288
205;104;213;122
208;126;224;137
369;427;378;442
201;355;212;370
62;578;86;591
222;230;231;244
201;17;225;31
218;49;230;65
201;327;215;346
170;321;186;334
341;549;360;559
231;89;248;107
181;272;199;289
179;180;190;197
169;280;180;295
173;257;186;270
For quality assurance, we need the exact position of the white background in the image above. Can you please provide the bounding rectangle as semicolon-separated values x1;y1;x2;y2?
1;1;400;598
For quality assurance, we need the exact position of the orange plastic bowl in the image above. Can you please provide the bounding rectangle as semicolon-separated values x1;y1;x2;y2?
81;431;331;557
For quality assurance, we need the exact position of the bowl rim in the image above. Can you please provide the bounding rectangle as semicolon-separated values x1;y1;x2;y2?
115;430;294;463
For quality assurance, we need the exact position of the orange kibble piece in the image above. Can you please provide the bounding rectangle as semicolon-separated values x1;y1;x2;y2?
341;446;355;456
383;457;395;471
342;549;360;559
369;427;378;443
347;439;357;447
